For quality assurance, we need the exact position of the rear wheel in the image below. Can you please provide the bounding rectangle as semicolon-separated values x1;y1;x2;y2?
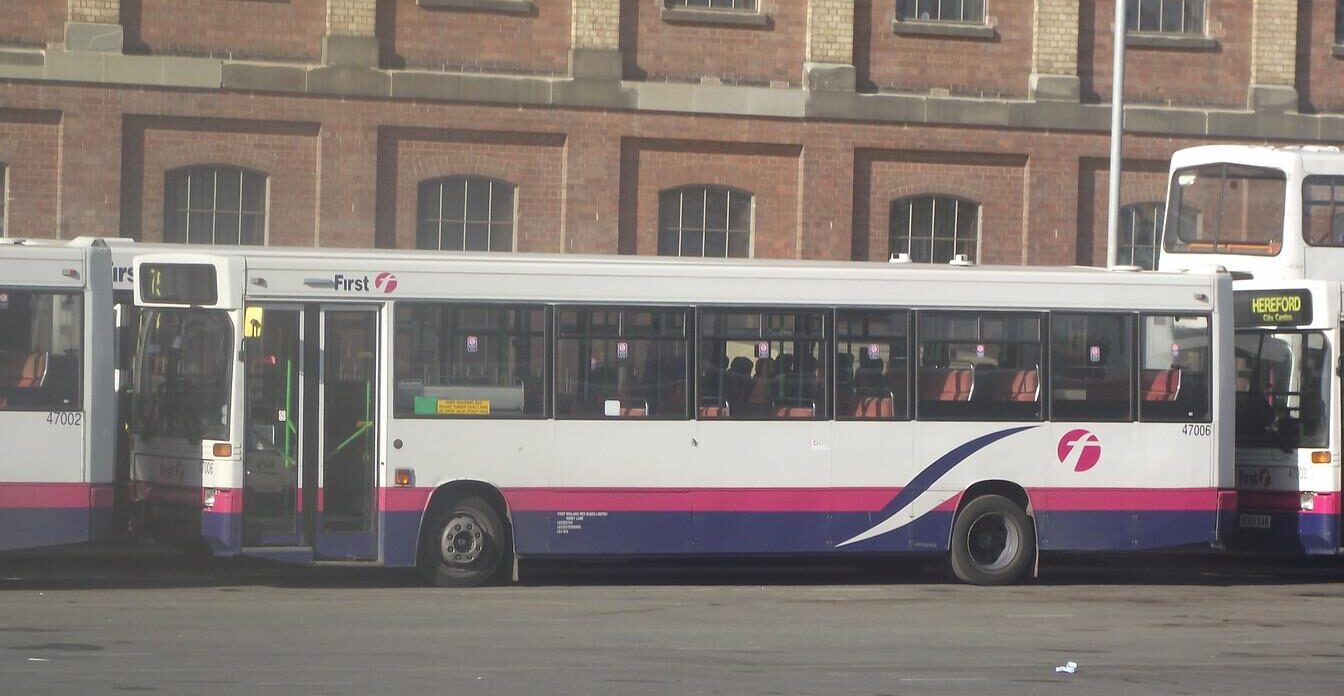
949;494;1034;586
417;496;509;588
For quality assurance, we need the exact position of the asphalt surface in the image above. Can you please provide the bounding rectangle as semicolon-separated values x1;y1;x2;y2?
2;548;1343;695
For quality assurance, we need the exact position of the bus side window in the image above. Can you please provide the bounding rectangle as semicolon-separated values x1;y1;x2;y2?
1050;313;1133;422
1139;314;1211;423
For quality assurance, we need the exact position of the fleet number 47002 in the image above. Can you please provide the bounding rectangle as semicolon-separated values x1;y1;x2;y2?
46;411;82;426
1182;424;1213;437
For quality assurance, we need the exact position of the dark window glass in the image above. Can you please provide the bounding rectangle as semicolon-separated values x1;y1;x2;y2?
890;195;979;263
698;308;828;419
1235;331;1329;449
1126;0;1203;34
836;309;910;420
417;177;515;252
658;186;752;258
164;166;267;245
1303;175;1344;247
917;312;1042;421
0;163;7;238
1165;164;1285;255
393;304;546;418
556;307;689;419
1139;315;1211;422
0;290;82;411
1119;202;1164;269
897;0;985;22
1050;313;1134;421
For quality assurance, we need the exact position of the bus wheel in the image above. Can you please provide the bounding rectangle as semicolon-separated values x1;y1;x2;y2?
949;494;1034;586
418;496;507;588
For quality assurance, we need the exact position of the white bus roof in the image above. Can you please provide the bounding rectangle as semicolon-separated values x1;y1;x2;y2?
1170;145;1344;176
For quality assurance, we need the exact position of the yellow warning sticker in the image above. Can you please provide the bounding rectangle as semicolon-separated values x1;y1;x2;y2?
436;399;491;416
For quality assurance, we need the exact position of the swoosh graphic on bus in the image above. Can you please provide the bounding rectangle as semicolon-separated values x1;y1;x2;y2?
835;425;1038;548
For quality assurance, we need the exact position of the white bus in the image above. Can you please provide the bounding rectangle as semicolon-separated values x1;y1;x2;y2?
0;239;116;551
1160;144;1344;554
129;249;1235;585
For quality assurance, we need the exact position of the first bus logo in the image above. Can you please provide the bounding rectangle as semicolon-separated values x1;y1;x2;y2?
333;272;398;294
1058;429;1102;472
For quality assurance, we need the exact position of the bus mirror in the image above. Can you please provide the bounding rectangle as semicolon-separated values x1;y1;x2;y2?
244;307;265;339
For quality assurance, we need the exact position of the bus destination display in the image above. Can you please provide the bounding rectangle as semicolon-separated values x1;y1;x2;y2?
1233;289;1312;326
140;263;218;305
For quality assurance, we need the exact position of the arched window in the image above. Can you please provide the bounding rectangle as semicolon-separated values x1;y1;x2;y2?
889;195;978;263
658;185;752;258
164;165;267;245
417;176;516;252
1118;202;1164;269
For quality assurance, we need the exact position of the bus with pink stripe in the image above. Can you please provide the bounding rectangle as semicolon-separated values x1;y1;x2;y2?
1160;145;1344;555
0;240;116;551
129;249;1235;585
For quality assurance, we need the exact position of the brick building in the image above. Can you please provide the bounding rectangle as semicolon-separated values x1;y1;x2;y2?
0;0;1341;268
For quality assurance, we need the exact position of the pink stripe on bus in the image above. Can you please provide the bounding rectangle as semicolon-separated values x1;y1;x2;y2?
0;483;93;509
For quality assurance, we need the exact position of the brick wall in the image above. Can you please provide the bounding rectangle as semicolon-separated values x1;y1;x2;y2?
1250;0;1298;87
1032;0;1078;75
807;0;853;64
1078;159;1170;267
0;111;61;237
854;150;1027;264
327;0;376;36
573;0;620;50
122;0;324;62
122;117;320;245
622;139;802;258
1080;1;1251;107
0;0;66;48
383;0;570;75
385;129;566;252
1298;0;1344;113
623;0;807;86
69;0;120;24
857;4;1033;97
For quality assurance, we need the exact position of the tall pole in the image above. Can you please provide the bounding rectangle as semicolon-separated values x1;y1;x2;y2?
1105;0;1127;268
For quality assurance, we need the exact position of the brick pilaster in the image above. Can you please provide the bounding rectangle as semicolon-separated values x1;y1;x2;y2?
66;0;122;52
804;0;855;91
1248;0;1299;112
1029;0;1079;101
324;0;378;68
570;0;622;79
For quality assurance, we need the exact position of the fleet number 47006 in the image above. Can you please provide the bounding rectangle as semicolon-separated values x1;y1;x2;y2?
1182;424;1213;437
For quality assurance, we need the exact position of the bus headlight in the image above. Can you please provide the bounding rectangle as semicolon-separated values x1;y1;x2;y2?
1301;492;1315;511
203;488;217;509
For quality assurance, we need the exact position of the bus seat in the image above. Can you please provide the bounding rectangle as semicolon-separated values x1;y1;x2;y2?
698;400;729;419
16;352;48;388
854;393;895;418
1010;369;1038;403
921;368;973;402
1141;368;1182;402
773;400;815;418
618;399;649;417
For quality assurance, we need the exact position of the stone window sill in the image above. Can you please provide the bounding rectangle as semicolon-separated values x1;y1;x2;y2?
891;19;996;40
1125;32;1218;51
418;0;534;14
661;7;770;28
1333;43;1344;59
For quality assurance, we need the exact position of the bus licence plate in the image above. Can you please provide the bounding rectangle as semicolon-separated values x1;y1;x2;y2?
1238;514;1271;529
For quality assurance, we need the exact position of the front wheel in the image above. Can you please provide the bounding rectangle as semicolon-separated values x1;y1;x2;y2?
417;496;509;588
949;494;1034;585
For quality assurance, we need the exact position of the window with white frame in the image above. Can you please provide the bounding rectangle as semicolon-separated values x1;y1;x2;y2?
658;185;752;258
1126;0;1204;34
1118;202;1164;270
896;0;985;23
666;0;756;10
417;176;516;252
889;195;979;263
163;165;267;245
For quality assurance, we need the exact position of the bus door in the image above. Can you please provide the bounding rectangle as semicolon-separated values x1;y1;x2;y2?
241;305;380;561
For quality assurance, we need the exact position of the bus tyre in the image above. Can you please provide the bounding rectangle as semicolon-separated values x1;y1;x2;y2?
418;496;508;588
950;494;1034;586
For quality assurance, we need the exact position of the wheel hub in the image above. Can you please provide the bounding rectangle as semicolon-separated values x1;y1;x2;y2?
966;513;1020;572
439;514;484;567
